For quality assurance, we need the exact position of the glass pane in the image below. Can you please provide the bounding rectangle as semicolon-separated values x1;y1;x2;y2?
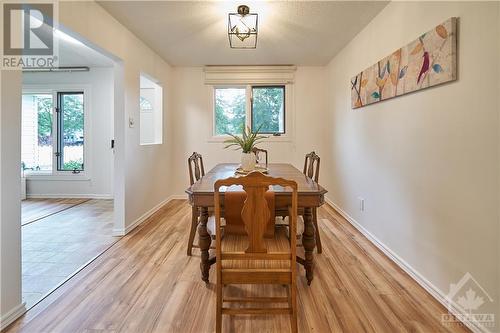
251;86;285;134
214;88;246;135
140;96;153;110
59;93;84;171
21;94;53;173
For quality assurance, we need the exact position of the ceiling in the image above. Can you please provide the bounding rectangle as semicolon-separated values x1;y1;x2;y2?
56;30;114;67
98;1;388;66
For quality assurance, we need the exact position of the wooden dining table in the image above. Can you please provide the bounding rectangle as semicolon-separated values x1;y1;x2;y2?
185;163;327;285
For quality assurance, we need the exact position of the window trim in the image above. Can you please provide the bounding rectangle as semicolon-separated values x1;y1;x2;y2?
210;84;293;143
22;84;91;180
250;85;286;135
56;91;85;172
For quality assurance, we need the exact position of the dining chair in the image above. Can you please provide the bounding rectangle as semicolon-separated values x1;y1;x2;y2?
303;151;320;183
186;152;205;256
214;172;298;333
302;151;322;253
252;147;268;168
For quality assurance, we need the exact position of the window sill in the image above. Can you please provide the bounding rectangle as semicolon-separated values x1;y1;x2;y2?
140;142;163;146
207;135;293;143
25;174;90;181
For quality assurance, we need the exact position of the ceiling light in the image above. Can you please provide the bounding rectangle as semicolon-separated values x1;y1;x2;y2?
228;5;258;49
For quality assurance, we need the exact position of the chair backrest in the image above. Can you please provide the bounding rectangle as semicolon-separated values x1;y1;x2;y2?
303;151;320;183
188;152;205;185
252;147;268;168
214;171;297;256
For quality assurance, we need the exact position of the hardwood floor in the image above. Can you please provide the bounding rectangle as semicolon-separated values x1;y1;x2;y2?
22;199;116;309
6;200;470;333
21;198;90;226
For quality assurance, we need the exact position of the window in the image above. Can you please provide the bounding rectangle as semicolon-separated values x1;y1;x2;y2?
21;94;54;172
140;74;163;145
22;89;86;175
214;87;246;135
214;85;286;136
251;86;285;134
57;92;85;171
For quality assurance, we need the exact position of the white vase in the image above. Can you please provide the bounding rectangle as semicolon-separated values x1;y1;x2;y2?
241;152;256;172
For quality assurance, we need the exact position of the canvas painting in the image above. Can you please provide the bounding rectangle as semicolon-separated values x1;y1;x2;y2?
351;17;457;109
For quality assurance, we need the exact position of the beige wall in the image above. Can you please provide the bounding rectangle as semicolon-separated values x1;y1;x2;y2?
169;66;327;195
324;1;499;326
57;1;175;232
0;70;24;328
498;2;500;323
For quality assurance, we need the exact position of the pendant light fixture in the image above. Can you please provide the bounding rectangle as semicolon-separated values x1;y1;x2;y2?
228;5;258;49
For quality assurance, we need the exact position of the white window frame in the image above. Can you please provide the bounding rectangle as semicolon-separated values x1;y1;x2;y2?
22;84;91;181
209;83;294;143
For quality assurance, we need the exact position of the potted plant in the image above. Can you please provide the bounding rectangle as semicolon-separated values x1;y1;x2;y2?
224;125;267;171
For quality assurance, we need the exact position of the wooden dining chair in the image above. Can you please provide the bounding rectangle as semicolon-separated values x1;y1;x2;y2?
186;152;205;256
303;151;320;183
303;151;323;253
302;151;322;253
214;172;298;333
252;147;268;168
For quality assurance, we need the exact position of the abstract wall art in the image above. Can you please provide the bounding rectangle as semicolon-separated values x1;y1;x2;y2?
351;17;457;109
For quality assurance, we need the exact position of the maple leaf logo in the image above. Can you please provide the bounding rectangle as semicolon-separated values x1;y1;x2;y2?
457;288;484;312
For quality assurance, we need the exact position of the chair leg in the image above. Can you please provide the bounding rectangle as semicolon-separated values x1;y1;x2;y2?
290;284;298;333
186;206;198;256
313;208;322;254
216;281;223;333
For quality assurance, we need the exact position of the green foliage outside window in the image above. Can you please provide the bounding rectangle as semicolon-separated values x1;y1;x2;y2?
35;94;84;145
63;159;84;171
62;94;84;138
251;86;285;134
215;88;246;135
36;96;53;145
214;86;285;136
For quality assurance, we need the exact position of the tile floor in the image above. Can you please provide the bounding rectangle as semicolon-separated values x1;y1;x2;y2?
21;199;117;308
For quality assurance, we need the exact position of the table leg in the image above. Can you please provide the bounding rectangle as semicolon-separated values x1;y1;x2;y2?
197;207;211;283
302;207;316;285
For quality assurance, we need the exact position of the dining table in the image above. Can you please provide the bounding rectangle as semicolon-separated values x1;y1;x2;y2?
185;163;328;285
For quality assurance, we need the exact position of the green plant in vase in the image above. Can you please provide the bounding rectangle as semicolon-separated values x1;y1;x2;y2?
224;124;267;171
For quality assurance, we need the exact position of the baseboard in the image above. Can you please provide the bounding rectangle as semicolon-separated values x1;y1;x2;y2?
324;196;491;333
112;195;181;236
169;194;188;200
26;193;113;199
0;302;26;331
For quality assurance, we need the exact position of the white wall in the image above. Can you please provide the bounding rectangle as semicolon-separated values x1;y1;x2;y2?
22;68;114;198
0;71;24;328
169;66;327;195
323;1;499;328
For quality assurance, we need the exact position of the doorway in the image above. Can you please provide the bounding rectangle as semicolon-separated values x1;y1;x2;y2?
19;28;122;309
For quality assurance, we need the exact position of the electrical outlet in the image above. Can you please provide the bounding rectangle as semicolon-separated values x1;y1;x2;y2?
358;197;365;212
